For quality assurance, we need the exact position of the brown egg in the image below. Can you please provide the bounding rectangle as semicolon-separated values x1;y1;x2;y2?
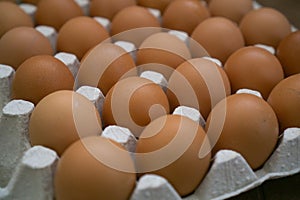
77;43;137;95
55;136;136;200
12;55;74;104
56;16;110;60
90;0;136;21
239;7;291;47
35;0;83;31
167;58;231;119
224;46;284;99
0;1;33;38
0;27;53;70
29;90;102;156
103;77;170;137
208;0;253;23
137;0;175;13
136;114;211;196
162;0;210;35
191;17;245;64
110;6;160;36
276;31;300;77
136;32;191;79
206;93;279;169
22;0;40;4
267;74;300;132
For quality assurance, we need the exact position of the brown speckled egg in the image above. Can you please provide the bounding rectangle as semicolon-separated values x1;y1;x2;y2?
0;27;53;70
167;58;231;119
12;55;74;105
136;32;191;79
208;0;253;23
90;0;136;20
191;17;245;64
136;114;211;196
224;46;284;99
77;43;137;95
103;76;170;137
162;0;210;35
57;16;110;60
206;93;279;169
267;74;300;132
35;0;83;31
0;1;33;38
29;90;102;156
55;136;136;200
137;0;175;13
110;6;160;36
240;7;291;47
276;31;300;77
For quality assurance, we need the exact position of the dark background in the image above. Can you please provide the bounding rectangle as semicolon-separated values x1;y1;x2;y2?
257;0;300;28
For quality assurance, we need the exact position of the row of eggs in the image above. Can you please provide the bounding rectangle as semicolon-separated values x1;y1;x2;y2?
1;0;300;199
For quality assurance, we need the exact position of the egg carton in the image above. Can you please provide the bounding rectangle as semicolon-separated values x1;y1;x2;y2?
1;1;299;199
1;60;300;199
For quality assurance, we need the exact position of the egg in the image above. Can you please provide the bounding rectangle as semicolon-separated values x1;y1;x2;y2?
0;1;33;38
56;16;110;60
22;0;41;4
29;90;102;156
110;6;160;36
35;0;84;31
208;0;253;23
77;43;137;95
55;136;136;200
90;0;136;21
239;7;291;47
224;46;284;99
191;17;245;64
137;0;175;13
136;114;211;196
162;0;210;35
167;58;231;119
206;93;279;169
0;27;53;70
103;77;170;137
12;55;74;104
267;74;300;132
276;31;300;77
136;32;191;79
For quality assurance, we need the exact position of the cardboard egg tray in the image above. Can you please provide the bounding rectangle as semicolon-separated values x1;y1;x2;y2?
1;0;300;199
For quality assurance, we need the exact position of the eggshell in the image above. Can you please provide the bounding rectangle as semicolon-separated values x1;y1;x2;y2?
267;74;300;132
208;0;253;23
137;0;175;13
167;58;231;119
162;0;210;35
206;93;279;169
103;76;170;137
29;90;102;156
136;114;211;196
224;46;284;99
55;136;136;200
239;7;291;47
90;0;136;20
110;6;160;36
77;43;137;95
191;17;245;63
136;32;191;79
0;27;53;70
0;1;33;38
22;0;40;5
35;0;84;31
56;16;110;60
276;31;300;77
12;55;74;104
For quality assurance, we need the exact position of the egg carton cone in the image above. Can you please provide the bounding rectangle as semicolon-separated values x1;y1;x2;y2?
0;65;14;113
